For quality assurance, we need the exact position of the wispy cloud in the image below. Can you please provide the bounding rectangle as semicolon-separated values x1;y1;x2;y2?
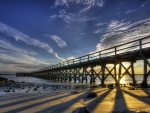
94;28;105;33
50;0;105;23
0;49;7;53
140;0;149;7
54;0;105;9
125;9;136;14
96;22;107;26
77;16;100;22
0;22;65;61
0;39;50;72
44;34;67;48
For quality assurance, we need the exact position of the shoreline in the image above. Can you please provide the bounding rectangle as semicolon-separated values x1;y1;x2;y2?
0;86;150;113
1;76;150;112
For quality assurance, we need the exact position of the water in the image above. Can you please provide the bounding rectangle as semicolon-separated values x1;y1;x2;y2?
0;75;52;84
1;74;150;85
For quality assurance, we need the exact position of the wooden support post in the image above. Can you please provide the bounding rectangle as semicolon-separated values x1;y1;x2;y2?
117;61;122;85
85;67;88;84
65;69;68;83
81;67;84;84
58;70;61;83
114;63;118;85
101;64;105;85
131;61;136;85
90;66;96;85
77;67;82;83
141;59;148;87
74;68;77;84
62;70;65;83
90;66;93;85
69;69;72;83
82;67;88;84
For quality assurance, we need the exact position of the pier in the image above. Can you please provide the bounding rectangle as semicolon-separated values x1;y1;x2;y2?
16;72;31;77
16;36;150;87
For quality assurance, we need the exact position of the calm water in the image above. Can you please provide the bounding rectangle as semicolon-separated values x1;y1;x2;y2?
0;75;52;84
1;75;150;85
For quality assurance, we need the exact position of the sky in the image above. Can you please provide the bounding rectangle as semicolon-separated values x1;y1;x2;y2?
0;0;150;73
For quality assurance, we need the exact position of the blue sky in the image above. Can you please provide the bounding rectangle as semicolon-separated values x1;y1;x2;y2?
0;0;150;73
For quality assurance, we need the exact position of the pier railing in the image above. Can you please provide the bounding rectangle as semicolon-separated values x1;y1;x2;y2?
32;35;150;73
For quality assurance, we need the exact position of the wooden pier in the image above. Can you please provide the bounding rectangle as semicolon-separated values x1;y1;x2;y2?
16;72;31;77
16;36;150;87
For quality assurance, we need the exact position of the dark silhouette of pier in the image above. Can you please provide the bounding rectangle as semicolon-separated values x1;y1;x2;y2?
16;36;150;87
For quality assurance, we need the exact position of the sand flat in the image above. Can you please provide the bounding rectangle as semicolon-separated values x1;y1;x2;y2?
0;87;150;113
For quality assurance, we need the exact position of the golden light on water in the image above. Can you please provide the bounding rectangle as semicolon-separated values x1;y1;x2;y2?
120;77;125;84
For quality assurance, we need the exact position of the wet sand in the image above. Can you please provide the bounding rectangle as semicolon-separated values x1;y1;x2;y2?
0;86;150;113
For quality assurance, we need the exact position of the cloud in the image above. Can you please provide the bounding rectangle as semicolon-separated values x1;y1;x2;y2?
96;22;107;26
125;9;136;14
94;18;147;34
140;0;149;7
95;18;150;51
0;38;37;56
0;22;65;61
44;34;67;48
106;18;150;33
54;0;105;9
93;18;150;54
67;56;75;60
76;16;100;22
50;0;105;23
107;20;131;32
49;10;75;23
94;28;105;33
0;49;7;53
0;39;50;72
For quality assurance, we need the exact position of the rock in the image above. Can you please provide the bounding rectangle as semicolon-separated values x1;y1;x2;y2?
71;91;79;94
43;86;46;90
26;89;31;92
36;85;40;88
107;84;114;89
12;89;15;92
0;77;8;81
21;81;25;83
72;107;90;113
33;88;37;91
9;80;15;83
128;87;136;90
86;92;97;98
5;89;11;92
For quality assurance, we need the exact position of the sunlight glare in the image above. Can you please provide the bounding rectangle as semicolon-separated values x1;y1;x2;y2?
120;77;125;84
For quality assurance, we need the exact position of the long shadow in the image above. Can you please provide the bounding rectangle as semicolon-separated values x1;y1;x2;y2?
0;92;70;109
0;90;70;102
113;87;127;111
4;93;72;113
112;87;135;112
82;88;108;102
0;92;56;102
85;89;112;112
141;88;150;96
122;89;150;104
94;88;109;93
35;89;94;113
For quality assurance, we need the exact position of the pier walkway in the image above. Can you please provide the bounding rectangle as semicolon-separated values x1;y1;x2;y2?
16;36;150;87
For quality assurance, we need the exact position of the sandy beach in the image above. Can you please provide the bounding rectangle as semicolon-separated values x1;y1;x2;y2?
1;83;150;113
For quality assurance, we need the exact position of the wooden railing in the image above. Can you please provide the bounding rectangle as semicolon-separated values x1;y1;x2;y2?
32;35;150;73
